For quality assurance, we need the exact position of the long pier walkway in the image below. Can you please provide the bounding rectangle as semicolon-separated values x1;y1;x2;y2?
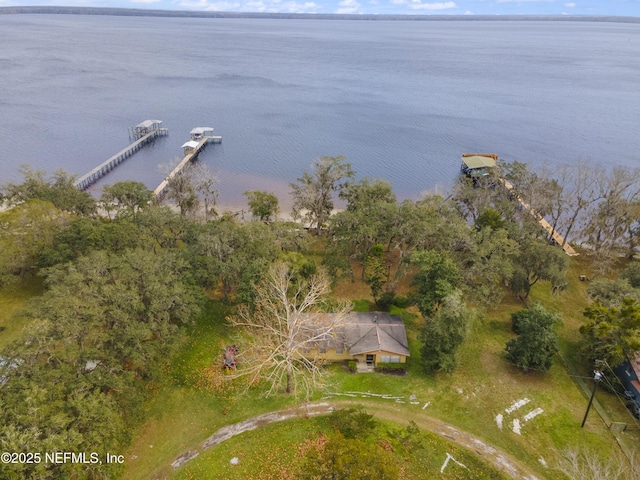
74;120;168;191
499;177;578;256
153;127;221;200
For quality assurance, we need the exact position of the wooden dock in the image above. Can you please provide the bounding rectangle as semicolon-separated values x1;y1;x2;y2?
153;128;221;200
74;122;168;191
499;177;578;256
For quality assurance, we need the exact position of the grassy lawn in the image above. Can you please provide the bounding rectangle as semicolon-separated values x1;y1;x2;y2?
123;255;640;480
0;277;43;350
122;299;300;480
172;414;510;480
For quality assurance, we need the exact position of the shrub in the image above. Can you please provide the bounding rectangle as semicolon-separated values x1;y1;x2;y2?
347;360;357;373
376;291;395;311
621;262;640;289
511;302;560;334
392;295;410;308
507;303;560;372
374;362;406;374
327;408;377;439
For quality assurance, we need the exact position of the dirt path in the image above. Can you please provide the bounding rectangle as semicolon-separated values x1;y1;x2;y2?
168;399;545;479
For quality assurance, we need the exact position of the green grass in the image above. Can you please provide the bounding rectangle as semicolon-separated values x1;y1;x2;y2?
0;277;43;350
124;255;640;480
122;298;300;480
326;281;626;477
172;414;510;480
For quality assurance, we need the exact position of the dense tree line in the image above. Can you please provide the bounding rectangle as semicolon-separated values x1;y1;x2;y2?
1;154;638;476
454;160;640;272
0;171;312;478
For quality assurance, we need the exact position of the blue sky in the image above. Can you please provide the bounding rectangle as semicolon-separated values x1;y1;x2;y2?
2;0;639;16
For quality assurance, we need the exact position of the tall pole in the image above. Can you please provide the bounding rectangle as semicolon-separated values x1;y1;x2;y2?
581;369;603;428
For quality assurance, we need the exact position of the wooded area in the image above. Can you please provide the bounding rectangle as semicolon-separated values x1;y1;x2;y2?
1;157;640;479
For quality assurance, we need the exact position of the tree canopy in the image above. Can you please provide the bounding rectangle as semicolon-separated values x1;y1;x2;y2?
2;165;96;216
244;190;280;222
506;303;560;372
418;292;471;374
290;155;354;235
100;180;153;218
0;248;200;479
580;298;640;368
410;250;461;315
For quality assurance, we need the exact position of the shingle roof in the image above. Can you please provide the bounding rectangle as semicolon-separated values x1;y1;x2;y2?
305;312;410;357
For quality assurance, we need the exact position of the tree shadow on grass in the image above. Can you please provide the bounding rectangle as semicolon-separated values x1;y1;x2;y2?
488;319;511;334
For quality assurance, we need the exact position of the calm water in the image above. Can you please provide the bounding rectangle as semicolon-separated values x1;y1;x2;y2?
0;15;639;206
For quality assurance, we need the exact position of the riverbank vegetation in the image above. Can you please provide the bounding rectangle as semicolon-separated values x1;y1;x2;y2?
1;157;640;479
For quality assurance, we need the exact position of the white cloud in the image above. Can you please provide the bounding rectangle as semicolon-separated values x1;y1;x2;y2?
336;0;360;14
203;1;243;10
496;0;555;3
464;10;473;14
176;0;319;12
390;0;456;10
130;0;162;4
279;1;320;13
564;2;576;7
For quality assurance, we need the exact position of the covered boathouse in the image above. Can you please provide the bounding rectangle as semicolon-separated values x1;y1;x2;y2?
460;153;498;177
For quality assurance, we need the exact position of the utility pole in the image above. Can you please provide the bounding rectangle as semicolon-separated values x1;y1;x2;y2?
581;368;603;428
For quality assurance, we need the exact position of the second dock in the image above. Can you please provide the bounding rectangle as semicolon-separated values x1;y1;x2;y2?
153;127;221;199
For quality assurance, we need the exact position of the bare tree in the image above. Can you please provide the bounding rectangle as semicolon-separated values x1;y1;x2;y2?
581;166;640;270
552;161;602;248
191;162;219;221
228;262;351;398
158;159;218;219
555;447;639;480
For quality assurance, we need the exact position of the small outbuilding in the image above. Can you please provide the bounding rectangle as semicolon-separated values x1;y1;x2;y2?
132;119;163;139
181;140;200;156
460;153;498;177
190;127;215;140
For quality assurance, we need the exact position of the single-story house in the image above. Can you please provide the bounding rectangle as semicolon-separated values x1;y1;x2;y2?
301;312;410;367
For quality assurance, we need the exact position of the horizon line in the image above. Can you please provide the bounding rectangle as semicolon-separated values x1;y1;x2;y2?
1;6;639;22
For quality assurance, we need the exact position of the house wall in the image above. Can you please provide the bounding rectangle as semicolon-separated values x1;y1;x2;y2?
318;348;352;362
302;347;351;362
303;348;407;365
361;351;407;366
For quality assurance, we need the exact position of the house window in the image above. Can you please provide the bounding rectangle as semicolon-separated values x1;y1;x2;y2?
336;348;344;355
380;355;401;363
319;348;326;354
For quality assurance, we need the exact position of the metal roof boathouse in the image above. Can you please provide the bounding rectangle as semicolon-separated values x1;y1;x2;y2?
460;153;498;177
